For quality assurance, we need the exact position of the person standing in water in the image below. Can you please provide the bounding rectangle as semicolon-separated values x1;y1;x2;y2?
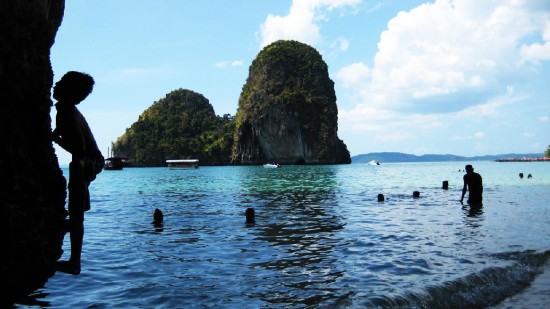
460;164;483;207
52;71;104;275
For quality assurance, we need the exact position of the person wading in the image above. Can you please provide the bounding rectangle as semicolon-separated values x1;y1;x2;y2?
460;164;483;207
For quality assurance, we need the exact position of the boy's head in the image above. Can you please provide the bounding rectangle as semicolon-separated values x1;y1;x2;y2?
465;164;474;173
53;71;94;105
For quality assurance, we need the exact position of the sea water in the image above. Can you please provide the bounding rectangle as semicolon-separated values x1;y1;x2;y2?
15;161;550;308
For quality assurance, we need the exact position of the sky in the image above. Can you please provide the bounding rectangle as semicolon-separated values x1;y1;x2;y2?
50;0;550;165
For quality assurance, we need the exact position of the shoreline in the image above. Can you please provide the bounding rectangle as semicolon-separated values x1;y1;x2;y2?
495;157;550;162
491;260;550;308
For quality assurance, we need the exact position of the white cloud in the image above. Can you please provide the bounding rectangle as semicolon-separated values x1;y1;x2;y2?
374;131;415;143
451;135;468;141
365;2;384;14
214;60;244;68
331;37;350;52
340;89;517;140
257;0;549;156
259;0;361;48
454;86;527;118
336;62;370;88
538;116;549;122
337;0;550;114
521;8;550;63
521;41;550;62
339;85;524;154
474;131;485;138
451;131;485;141
339;104;446;136
520;13;550;62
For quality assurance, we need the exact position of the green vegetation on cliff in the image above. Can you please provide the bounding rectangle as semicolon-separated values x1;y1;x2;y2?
232;40;350;164
112;41;350;166
112;89;234;166
238;41;335;125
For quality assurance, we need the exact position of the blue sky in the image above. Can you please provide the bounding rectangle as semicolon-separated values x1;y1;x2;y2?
51;0;550;164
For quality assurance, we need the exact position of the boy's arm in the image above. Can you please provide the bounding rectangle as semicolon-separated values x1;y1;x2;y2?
460;177;467;203
52;108;85;155
52;128;71;152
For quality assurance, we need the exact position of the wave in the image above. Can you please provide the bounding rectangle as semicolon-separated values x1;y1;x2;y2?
358;249;550;309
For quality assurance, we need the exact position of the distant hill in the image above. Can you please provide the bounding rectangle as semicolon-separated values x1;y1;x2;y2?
111;89;235;166
351;152;544;163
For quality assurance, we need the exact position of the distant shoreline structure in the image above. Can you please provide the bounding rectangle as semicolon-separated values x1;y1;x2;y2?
495;157;550;162
351;152;545;164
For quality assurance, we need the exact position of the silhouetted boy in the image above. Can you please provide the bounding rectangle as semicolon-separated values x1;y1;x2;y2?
52;71;104;275
460;164;483;207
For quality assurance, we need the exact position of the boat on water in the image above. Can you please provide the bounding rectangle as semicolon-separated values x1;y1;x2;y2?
166;159;199;169
368;160;380;165
263;163;281;168
104;157;127;170
104;147;128;170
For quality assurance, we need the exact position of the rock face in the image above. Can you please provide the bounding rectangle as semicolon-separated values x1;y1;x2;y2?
0;0;67;305
232;40;350;165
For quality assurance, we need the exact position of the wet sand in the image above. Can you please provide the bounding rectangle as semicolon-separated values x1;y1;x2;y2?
491;261;550;308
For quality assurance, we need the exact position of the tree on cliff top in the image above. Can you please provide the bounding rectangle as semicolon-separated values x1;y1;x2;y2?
111;89;234;166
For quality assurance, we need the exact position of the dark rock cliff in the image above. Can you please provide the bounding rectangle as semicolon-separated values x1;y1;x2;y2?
232;40;351;165
0;0;67;305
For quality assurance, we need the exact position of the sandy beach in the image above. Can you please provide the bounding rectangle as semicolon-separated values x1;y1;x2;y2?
491;260;550;308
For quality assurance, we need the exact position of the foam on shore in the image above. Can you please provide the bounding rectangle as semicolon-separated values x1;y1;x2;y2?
491;260;550;308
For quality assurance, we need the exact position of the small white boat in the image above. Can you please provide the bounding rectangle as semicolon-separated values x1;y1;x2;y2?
263;163;281;168
368;160;380;166
166;159;199;169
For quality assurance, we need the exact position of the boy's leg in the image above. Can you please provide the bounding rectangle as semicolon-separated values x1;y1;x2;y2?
57;160;86;275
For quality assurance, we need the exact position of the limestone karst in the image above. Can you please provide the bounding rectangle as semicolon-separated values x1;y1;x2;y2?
232;40;351;165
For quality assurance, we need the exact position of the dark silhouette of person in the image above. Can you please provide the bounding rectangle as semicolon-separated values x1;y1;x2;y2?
153;208;164;227
245;208;255;224
52;71;104;275
460;164;483;207
528;174;532;179
519;173;524;179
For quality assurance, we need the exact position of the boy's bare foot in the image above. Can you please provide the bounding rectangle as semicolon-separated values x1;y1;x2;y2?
56;260;81;275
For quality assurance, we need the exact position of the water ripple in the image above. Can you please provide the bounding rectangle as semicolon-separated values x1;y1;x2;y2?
17;163;550;308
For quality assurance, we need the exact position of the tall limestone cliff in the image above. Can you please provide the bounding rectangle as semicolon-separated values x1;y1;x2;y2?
0;0;67;305
232;40;351;165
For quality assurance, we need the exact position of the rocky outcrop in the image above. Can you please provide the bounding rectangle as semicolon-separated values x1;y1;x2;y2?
232;40;350;165
112;89;235;166
0;0;67;305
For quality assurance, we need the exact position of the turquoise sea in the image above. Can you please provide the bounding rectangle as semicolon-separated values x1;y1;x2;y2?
16;161;550;308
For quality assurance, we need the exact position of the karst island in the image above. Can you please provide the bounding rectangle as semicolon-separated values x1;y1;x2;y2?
112;40;350;166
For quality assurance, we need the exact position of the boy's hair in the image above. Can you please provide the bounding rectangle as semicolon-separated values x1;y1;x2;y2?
465;164;473;172
61;71;95;104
